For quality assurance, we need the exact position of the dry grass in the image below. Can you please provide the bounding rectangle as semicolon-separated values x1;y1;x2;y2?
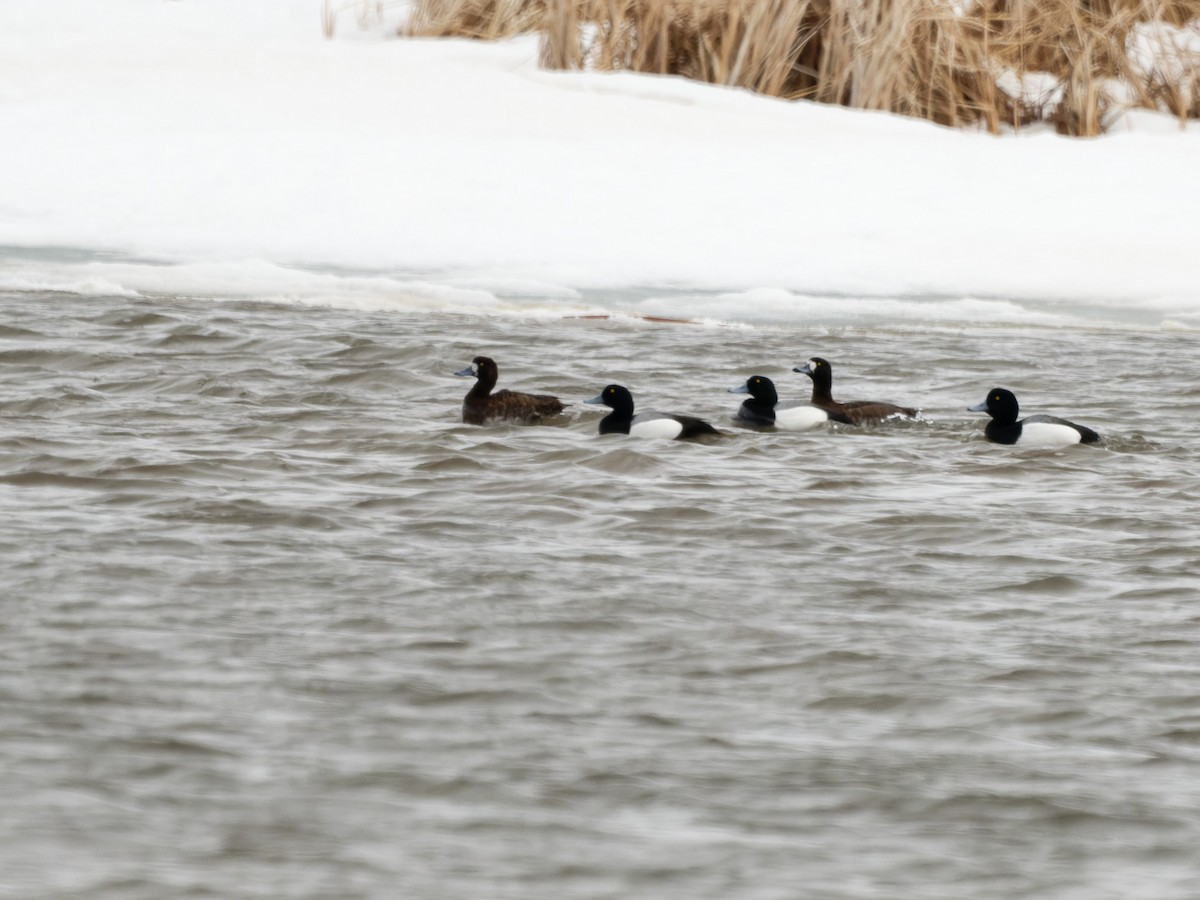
406;0;550;39
404;0;1200;135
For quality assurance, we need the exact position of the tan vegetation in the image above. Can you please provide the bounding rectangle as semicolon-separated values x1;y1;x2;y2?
405;0;550;39
403;0;1200;135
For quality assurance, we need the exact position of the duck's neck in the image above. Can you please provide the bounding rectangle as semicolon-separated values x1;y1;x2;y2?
600;409;633;434
468;372;496;399
808;373;834;406
601;397;635;433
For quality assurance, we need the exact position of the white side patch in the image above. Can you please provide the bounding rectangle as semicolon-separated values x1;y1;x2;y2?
774;405;829;431
1019;422;1082;447
630;416;685;439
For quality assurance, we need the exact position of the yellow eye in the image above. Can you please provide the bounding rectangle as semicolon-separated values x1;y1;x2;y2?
754;378;760;384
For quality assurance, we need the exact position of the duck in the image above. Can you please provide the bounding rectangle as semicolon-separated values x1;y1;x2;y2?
968;388;1100;447
454;356;565;425
793;357;918;424
728;375;849;430
585;384;719;439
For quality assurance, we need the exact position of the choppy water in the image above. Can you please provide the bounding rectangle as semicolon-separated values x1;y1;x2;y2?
3;285;1200;900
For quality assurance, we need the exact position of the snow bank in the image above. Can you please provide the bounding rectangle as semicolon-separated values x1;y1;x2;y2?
1;0;1197;328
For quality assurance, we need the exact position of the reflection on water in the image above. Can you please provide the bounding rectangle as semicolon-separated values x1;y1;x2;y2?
2;289;1199;899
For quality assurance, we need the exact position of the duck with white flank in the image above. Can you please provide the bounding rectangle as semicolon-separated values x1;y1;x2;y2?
586;384;719;439
969;388;1100;447
729;375;851;430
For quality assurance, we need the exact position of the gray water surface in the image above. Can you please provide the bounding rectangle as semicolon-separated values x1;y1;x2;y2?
2;290;1199;899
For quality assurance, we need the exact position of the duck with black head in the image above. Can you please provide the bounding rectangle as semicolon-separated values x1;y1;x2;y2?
969;388;1100;447
793;357;918;425
454;356;565;426
585;384;719;439
728;375;849;430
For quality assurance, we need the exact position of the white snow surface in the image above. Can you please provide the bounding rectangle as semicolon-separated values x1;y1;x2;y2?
2;0;1199;327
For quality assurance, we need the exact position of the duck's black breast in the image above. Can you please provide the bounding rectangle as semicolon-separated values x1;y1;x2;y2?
983;419;1022;445
736;401;776;428
598;409;633;435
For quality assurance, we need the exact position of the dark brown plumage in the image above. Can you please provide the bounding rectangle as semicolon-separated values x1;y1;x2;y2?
455;356;565;426
793;357;918;425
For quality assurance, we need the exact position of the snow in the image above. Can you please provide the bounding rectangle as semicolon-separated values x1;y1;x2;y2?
1;0;1198;328
1128;19;1200;92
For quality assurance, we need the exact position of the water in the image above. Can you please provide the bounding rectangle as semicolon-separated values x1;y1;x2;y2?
2;285;1200;899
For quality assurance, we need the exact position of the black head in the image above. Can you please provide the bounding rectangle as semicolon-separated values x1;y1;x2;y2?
794;357;830;379
585;384;634;414
730;375;778;406
454;357;500;393
455;356;498;379
969;388;1019;424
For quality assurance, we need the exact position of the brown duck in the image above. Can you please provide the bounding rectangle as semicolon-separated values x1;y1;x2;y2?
455;356;565;425
793;357;918;425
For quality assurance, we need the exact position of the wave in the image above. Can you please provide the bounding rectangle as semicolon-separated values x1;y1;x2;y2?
2;247;1196;331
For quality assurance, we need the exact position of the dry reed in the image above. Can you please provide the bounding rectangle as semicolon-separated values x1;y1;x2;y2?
404;0;1200;135
406;0;550;39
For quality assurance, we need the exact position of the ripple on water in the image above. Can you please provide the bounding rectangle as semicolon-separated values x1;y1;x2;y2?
3;292;1200;900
